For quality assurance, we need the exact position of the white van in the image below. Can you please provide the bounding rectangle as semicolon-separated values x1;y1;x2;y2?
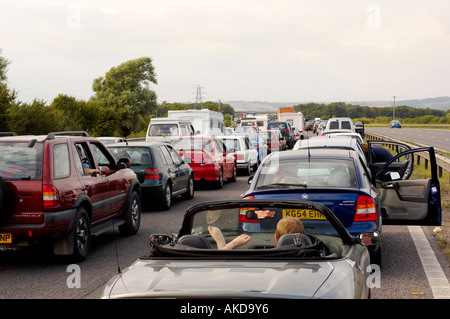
146;118;195;142
168;109;224;136
324;117;356;132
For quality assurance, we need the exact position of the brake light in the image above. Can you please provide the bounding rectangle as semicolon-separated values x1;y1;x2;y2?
236;154;245;161
354;195;377;221
43;184;59;208
239;207;259;223
145;168;161;179
243;196;254;200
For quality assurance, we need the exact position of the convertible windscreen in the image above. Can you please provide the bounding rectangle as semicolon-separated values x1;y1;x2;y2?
148;201;353;259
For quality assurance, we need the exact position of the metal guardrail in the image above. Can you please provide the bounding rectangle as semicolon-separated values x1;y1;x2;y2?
365;130;450;184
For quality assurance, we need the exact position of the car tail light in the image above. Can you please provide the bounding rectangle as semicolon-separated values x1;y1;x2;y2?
239;207;259;223
43;184;59;208
354;195;377;221
236;154;245;161
243;195;254;200
145;168;161;179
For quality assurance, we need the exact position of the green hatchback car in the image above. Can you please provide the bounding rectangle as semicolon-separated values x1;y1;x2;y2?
108;141;194;210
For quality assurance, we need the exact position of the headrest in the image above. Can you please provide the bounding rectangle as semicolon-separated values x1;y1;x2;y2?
178;235;212;249
277;233;312;247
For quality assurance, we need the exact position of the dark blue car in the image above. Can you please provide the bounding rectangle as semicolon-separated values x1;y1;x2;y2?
243;147;441;265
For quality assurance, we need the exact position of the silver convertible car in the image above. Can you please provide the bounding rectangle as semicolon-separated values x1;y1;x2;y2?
102;199;374;299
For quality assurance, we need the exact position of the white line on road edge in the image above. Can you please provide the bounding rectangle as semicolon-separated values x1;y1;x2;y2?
408;226;450;299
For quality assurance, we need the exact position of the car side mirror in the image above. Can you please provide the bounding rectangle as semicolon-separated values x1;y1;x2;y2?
359;232;379;246
150;234;173;247
118;157;131;169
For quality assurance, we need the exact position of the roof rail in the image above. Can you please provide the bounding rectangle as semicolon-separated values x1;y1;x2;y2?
0;132;18;136
46;131;91;140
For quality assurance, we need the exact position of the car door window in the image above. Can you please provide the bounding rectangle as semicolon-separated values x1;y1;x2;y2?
159;145;174;165
53;143;70;179
167;145;183;164
74;142;96;174
90;142;114;171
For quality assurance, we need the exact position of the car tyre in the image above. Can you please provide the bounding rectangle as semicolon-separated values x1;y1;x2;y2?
119;191;141;236
160;182;172;210
182;175;195;200
215;169;224;189
71;208;91;262
229;163;237;182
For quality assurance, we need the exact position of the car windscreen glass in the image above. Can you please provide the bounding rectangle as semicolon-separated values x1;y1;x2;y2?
221;139;240;151
109;147;154;166
187;204;342;248
148;124;179;136
0;142;43;180
255;158;357;189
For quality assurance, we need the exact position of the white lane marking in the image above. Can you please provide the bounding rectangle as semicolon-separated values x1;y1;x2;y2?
408;226;450;299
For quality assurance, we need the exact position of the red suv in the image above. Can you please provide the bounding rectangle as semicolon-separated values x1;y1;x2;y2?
0;131;141;261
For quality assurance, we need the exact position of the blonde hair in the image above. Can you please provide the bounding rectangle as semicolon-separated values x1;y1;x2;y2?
276;216;304;240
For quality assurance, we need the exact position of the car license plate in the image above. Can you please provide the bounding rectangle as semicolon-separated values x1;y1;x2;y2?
282;209;326;220
0;233;12;244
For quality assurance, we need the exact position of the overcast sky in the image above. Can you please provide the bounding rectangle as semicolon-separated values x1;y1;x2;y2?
1;0;449;105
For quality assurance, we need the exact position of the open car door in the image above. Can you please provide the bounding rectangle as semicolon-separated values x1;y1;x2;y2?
368;141;413;180
373;146;441;226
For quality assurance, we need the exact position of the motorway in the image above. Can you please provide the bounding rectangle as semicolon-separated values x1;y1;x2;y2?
0;164;449;299
366;127;450;153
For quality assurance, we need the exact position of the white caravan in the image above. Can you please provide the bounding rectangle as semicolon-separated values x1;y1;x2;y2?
168;109;224;136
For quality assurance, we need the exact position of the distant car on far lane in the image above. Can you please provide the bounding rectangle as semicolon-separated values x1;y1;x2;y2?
390;120;402;128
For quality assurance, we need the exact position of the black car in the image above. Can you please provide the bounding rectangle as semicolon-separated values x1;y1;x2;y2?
108;141;194;210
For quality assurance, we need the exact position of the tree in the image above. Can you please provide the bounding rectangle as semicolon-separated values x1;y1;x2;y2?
0;49;17;131
92;57;158;136
7;100;62;134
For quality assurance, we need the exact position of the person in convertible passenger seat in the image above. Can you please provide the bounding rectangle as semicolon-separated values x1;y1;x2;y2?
208;226;251;250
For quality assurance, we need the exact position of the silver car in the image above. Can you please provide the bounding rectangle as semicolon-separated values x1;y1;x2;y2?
102;199;373;299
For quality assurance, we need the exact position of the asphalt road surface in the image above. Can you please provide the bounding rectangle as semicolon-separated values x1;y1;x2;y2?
366;127;450;153
0;169;448;299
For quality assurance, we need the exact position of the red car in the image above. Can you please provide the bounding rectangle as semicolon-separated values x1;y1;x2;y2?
0;131;141;261
170;136;236;188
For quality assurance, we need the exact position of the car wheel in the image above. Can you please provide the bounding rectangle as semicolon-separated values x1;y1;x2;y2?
371;246;382;267
182;175;195;200
215;169;224;189
229;163;237;182
71;208;91;262
160;182;172;210
244;163;251;176
119;191;141;235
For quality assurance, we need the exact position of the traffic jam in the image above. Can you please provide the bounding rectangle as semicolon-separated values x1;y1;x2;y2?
0;107;443;299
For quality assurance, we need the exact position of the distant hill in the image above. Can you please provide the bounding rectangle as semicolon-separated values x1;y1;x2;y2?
228;97;450;113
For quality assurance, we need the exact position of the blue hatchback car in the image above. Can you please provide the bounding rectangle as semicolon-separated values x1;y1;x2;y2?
243;147;441;265
390;120;402;128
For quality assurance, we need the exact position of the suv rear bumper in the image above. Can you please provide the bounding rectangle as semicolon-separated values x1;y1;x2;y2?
0;208;76;245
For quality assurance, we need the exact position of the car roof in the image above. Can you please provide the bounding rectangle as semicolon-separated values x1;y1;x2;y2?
270;147;356;161
294;136;356;149
107;141;167;147
0;132;95;143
